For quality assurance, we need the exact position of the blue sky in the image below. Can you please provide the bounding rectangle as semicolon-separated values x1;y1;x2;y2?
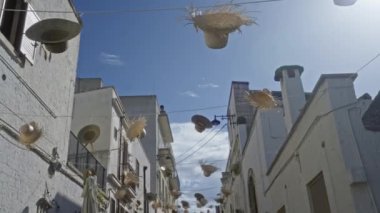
73;0;380;211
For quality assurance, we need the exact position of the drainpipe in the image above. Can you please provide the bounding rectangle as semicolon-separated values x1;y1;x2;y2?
117;115;125;211
143;166;148;213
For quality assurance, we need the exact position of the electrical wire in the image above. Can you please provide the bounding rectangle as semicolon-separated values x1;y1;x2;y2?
176;124;227;164
174;128;217;159
0;0;281;15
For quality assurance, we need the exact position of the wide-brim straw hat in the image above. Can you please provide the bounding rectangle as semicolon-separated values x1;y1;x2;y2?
245;89;277;109
200;164;218;177
123;171;139;185
191;8;254;33
19;121;42;145
25;18;81;44
127;117;147;140
191;115;212;133
221;188;231;196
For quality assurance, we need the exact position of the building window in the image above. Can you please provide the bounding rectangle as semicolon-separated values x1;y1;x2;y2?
136;160;140;187
110;199;116;213
0;0;26;48
114;127;118;141
287;70;295;78
0;0;38;62
278;206;286;213
248;169;258;213
307;172;331;213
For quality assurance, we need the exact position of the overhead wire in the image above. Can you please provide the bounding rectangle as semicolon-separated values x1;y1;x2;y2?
176;124;227;164
0;0;281;15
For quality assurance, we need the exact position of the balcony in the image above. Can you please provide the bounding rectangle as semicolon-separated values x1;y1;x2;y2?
67;132;107;190
158;148;174;173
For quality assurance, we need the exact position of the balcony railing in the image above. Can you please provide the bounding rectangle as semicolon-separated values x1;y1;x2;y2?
67;132;107;190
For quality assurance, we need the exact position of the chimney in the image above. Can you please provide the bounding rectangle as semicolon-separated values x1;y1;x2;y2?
75;78;103;93
275;65;306;132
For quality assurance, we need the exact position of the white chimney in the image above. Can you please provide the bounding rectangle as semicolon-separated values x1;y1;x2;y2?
275;65;306;132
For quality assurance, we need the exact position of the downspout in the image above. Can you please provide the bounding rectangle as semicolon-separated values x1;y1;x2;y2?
144;166;148;213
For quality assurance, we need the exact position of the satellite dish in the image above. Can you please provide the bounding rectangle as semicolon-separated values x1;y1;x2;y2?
77;125;100;151
19;121;42;145
191;115;212;133
25;18;81;53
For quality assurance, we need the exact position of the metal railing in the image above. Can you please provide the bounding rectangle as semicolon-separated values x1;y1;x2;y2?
67;132;107;190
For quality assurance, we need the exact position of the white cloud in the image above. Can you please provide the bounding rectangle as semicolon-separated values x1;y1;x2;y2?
171;122;229;212
180;90;199;98
198;83;220;88
100;52;124;66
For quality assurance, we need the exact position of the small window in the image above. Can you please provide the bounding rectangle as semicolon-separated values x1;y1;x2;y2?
136;160;140;187
114;127;118;141
308;172;331;213
287;70;296;78
110;199;116;213
0;0;27;48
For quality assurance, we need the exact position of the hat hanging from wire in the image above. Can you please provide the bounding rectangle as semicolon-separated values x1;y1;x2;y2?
127;117;147;141
334;0;357;6
25;18;82;54
19;121;43;146
199;160;218;177
245;89;277;109
187;4;255;49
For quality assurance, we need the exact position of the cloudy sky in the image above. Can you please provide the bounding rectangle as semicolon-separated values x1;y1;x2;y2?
74;0;380;211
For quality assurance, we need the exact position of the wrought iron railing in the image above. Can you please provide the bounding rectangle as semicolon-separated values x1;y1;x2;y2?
67;132;107;190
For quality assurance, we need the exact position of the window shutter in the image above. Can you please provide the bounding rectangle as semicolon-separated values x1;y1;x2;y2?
20;4;39;63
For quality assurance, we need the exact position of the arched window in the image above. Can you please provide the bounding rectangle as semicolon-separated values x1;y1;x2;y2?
248;169;258;213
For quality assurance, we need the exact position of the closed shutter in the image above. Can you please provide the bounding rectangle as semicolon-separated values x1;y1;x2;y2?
20;4;39;63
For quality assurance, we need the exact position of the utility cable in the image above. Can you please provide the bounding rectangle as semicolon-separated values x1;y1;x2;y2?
0;0;281;15
176;124;227;164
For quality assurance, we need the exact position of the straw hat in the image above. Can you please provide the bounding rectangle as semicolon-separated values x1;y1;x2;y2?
127;117;147;141
188;5;254;49
25;18;81;53
19;121;42;145
200;163;218;177
245;89;277;109
181;200;190;209
221;188;231;196
123;170;139;185
191;115;212;133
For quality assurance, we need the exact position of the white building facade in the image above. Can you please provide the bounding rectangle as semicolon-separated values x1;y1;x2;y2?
222;65;380;213
71;78;152;212
0;0;84;212
121;96;181;213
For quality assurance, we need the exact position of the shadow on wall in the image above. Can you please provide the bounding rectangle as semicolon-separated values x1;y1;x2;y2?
47;193;81;213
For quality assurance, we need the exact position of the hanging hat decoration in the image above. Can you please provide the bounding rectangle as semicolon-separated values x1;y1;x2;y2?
171;190;182;199
334;0;357;6
25;18;81;54
151;200;162;209
77;124;100;152
187;5;255;49
191;115;212;133
181;200;190;209
245;89;277;109
221;187;231;197
214;197;224;204
127;117;147;141
199;160;218;177
123;170;140;185
19;121;43;146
